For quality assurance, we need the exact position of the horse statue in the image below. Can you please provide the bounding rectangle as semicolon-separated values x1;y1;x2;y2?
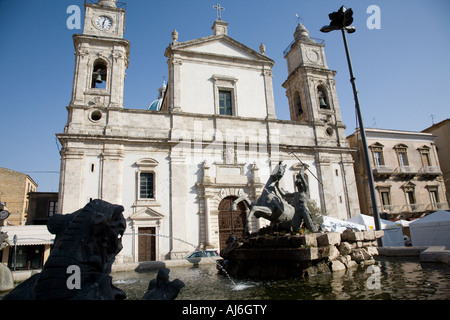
231;162;295;233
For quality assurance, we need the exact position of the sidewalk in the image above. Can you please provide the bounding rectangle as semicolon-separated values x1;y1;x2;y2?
377;246;450;266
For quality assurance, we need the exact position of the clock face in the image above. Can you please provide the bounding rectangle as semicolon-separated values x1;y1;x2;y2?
95;16;113;30
306;49;320;64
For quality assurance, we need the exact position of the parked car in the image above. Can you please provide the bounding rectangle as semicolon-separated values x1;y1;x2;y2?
404;235;412;247
185;250;219;259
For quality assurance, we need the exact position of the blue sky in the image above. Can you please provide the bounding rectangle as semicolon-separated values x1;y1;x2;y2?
0;0;449;192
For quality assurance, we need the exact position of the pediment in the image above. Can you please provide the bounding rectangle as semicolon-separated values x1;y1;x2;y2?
401;181;416;189
171;35;273;63
136;158;158;168
417;145;431;151
369;142;384;149
129;207;164;221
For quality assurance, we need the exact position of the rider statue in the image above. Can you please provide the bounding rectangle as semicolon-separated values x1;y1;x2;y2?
232;161;318;234
276;163;318;233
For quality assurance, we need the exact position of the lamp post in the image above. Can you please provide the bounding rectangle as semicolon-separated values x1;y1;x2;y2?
321;6;383;246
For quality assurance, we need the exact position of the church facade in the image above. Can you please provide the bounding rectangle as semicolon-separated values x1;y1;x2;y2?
56;0;360;263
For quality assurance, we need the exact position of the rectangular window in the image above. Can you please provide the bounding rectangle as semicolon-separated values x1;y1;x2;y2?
430;190;439;208
219;91;232;115
421;152;431;167
381;192;391;206
398;151;408;166
48;201;58;217
373;151;384;166
140;172;154;199
406;191;415;205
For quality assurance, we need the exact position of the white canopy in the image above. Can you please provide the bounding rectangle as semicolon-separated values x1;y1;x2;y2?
320;216;365;233
395;220;410;227
409;210;450;247
347;214;401;230
346;214;405;247
1;225;54;246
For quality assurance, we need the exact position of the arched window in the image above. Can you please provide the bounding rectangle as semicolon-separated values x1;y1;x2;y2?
295;91;303;115
317;85;330;109
91;59;107;89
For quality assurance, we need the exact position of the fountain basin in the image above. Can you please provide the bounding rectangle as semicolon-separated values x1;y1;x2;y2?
220;230;384;279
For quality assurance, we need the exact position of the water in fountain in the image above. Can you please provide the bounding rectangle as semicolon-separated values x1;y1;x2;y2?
111;256;450;300
128;232;238;287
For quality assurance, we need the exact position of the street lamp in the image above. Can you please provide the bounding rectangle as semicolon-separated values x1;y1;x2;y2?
321;6;383;246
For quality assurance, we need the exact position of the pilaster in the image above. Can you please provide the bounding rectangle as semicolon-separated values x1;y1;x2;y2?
169;154;189;258
100;145;124;204
59;148;85;214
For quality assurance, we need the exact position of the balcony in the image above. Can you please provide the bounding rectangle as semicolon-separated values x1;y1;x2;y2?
394;165;418;177
372;165;394;177
419;166;442;177
378;202;449;220
426;202;450;211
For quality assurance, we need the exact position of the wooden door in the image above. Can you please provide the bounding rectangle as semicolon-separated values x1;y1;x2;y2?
138;227;156;262
218;196;246;250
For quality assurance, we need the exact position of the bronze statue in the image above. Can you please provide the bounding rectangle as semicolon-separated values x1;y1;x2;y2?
232;162;295;233
232;161;318;234
276;163;318;233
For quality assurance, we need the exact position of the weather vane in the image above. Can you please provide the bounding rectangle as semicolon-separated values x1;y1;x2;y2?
213;4;225;20
296;13;303;23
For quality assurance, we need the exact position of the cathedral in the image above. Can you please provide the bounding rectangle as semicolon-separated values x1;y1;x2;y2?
56;0;360;263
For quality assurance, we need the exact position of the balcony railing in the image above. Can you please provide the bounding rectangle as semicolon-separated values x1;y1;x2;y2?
419;166;442;176
394;165;418;176
372;165;394;176
378;202;449;214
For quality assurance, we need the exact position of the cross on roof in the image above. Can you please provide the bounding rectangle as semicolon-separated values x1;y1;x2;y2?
213;4;225;20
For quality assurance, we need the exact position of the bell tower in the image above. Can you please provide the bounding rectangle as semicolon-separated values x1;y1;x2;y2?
283;23;346;145
69;0;130;110
59;0;130;213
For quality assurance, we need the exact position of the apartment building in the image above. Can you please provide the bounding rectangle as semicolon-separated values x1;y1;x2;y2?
348;128;448;220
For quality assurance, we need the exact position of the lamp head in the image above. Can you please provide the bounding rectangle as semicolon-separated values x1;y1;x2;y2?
320;5;356;33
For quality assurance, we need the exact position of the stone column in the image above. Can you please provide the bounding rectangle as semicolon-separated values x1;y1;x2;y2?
168;57;182;112
100;145;124;205
262;68;276;119
59;148;85;214
109;48;127;109
169;154;189;259
317;156;338;216
203;195;213;248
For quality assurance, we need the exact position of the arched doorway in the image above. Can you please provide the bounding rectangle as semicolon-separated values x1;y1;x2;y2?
218;196;247;250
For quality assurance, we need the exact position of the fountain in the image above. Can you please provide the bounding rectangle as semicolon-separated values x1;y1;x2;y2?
1;198;449;300
220;162;384;279
1;183;448;300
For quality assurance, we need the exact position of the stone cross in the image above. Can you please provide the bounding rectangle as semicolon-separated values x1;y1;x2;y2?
213;4;225;20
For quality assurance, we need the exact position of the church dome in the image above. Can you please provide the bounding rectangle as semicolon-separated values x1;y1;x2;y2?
147;81;166;111
148;99;163;111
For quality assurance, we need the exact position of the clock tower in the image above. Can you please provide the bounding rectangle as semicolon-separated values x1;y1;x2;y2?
59;0;129;213
69;0;129;111
283;23;346;147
